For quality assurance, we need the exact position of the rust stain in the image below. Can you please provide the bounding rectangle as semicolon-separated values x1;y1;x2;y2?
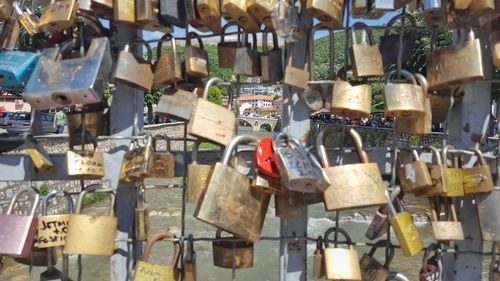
463;123;470;133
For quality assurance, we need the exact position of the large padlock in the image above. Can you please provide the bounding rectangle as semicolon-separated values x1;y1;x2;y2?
383;69;425;118
112;38;154;91
134;187;148;241
156;87;199;121
119;135;154;183
248;0;275;29
306;0;344;28
66;102;110;147
223;0;260;32
38;0;78;33
0;0;13;20
133;231;180;281
398;149;433;193
148;135;175;179
217;23;243;69
379;13;417;65
235;32;261;77
185;32;209;78
350;22;384;78
427;29;484;89
155;34;182;87
323;227;362;280
492;30;500;68
159;0;187;27
0;188;39;258
441;145;465;197
186;141;219;203
430;197;464;242
312;236;325;278
0;50;38;89
395;73;432;134
66;140;105;180
422;0;447;30
316;126;387;211
136;0;172;33
24;37;112;109
64;184;117;256
359;240;394;281
25;138;55;174
184;234;197;281
463;148;494;194
331;67;372;119
194;135;270;242
284;45;310;90
260;29;283;83
113;0;135;25
213;229;254;268
188;77;236;146
476;186;500;241
274;133;330;193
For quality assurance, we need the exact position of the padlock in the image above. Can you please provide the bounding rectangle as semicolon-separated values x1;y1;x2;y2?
91;0;113;19
195;135;270;242
136;0;172;33
66;102;110;147
284;46;310;90
441;145;465;197
185;0;211;32
271;0;300;41
383;69;425;118
414;146;448;197
223;0;260;32
188;77;236;146
25;138;55;174
38;0;78;33
379;13;417;65
64;184;117;256
235;32;260;76
197;0;220;26
350;22;384;78
217;23;243;69
251;173;282;195
454;0;472;9
365;0;387;19
316;126;387;211
427;29;484;89
155;34;182;87
365;186;401;240
323;227;362;280
476;186;500;241
186;141;218;203
184;234;197;281
351;0;368;17
398;149;433;193
148;135;175;179
331;67;372;119
112;38;154;91
134;186;149;241
119;135;154;183
0;50;38;89
387;191;423;257
185;32;209;78
430;197;464;242
255;137;281;181
156;87;199;121
0;187;39;258
260;29;283;83
212;229;254;268
248;0;275;29
160;0;187;27
312;236;325;278
66;140;105;180
274;191;304;218
463;148;494;194
359;240;394;281
0;0;13;20
2;8;22;48
274;133;330;193
422;0;447;30
492;30;500;68
113;0;135;25
306;0;343;28
133;231;180;281
24;37;112;110
419;244;442;281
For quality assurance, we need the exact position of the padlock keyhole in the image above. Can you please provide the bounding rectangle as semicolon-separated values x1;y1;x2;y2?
52;93;72;105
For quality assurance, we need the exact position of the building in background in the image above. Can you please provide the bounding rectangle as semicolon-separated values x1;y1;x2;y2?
0;95;31;112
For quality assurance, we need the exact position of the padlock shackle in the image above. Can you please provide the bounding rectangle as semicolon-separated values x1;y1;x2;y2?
75;13;109;38
262;28;279;53
76;183;115;216
324;227;353;248
7;187;40;216
310;23;334;78
442;145;456;167
315;236;323;251
368;239;395;268
384;13;417;36
186;32;205;50
141;231;181;267
42;189;74;216
414;73;429;98
241;32;257;51
422;145;442;165
221;135;260;166
315;126;367;168
152;134;172;152
123;38;153;63
384;69;417;85
350;22;374;46
467;148;488;166
220;22;239;43
157;33;176;60
398;148;420;163
202;77;224;99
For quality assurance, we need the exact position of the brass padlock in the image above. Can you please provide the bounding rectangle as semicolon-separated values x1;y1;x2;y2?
274;191;305;218
383;69;426;118
185;0;211;32
91;0;113;19
306;0;343;28
217;23;242;69
134;186;149;241
235;32;261;76
66;102;110;147
316;126;387;211
148;135;175;179
197;0;220;27
213;229;254;268
66;140;105;180
194;135;270;242
441;145;465;197
463;148;494;194
113;0;135;25
323;227;362;280
133;231;180;281
248;0;275;29
186;141;218;203
492;31;500;68
398;149;433;193
379;13;417;65
112;38;154;91
188;77;236;146
25;138;55;174
359;240;394;281
351;0;368;17
312;236;325;279
184;234;197;281
38;0;78;33
476;186;500;241
223;0;260;32
350;22;384;78
331;67;372;119
64;184;117;256
414;146;447;197
0;0;13;20
427;29;484;89
185;32;209;78
430;197;464;243
119;135;154;183
284;46;310;90
136;0;171;33
261;29;283;83
252;174;282;195
156;87;199;121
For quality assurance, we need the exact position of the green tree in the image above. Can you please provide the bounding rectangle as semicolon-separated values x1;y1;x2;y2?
208;85;222;105
144;87;164;123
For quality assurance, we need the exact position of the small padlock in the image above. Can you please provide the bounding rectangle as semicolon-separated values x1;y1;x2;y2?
476;186;500;241
119;135;154;183
112;38;154;91
156;87;199;122
186;141;219;203
284;45;310;90
3;7;23;49
359;240;394;281
154;34;182;87
274;191;304;218
492;30;500;68
383;69;426;118
350;22;384;78
306;0;344;28
184;234;197;281
312;236;325;278
398;149;433;193
217;23;243;69
430;197;464;243
223;0;260;32
234;32;261;77
331;67;372;119
66;140;105;180
148;135;175;179
441;145;465;197
212;229;254;268
197;0;220;27
414;146;447;197
25;138;55;174
323;227;362;280
379;13;417;65
422;0;447;30
185;32;209;78
134;186;149;241
248;0;275;29
463;148;494;194
113;0;135;25
38;0;78;33
260;29;283;83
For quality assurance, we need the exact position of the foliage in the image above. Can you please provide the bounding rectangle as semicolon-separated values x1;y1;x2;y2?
82;192;108;208
187;142;221;150
208;85;222;105
144;86;164;106
37;182;50;196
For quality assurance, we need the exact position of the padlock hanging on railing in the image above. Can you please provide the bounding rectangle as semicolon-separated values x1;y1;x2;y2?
359;239;394;281
331;66;373;119
397;148;433;193
462;148;494;194
212;229;254;269
323;227;362;280
430;197;464;244
155;33;182;87
350;22;384;78
134;186;149;241
38;0;78;33
148;135;175;179
112;38;154;91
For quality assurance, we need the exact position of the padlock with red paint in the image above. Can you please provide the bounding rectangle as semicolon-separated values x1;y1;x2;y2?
255;137;281;180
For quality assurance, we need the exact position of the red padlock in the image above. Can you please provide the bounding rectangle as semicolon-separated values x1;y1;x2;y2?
255;137;281;180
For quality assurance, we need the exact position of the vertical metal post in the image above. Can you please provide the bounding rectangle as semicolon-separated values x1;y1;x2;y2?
279;8;312;281
108;26;144;281
443;28;493;281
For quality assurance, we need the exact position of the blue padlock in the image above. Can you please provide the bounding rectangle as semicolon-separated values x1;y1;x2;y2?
0;51;39;89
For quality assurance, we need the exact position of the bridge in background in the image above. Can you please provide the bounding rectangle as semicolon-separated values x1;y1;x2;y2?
238;116;279;132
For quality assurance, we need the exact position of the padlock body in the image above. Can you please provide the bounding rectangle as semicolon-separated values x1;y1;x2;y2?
186;164;213;203
223;0;260;32
331;81;372;119
0;214;37;257
0;51;39;89
431;221;464;241
350;44;384;78
212;240;254;268
188;99;236;146
365;207;388;240
463;165;494;194
113;51;154;91
384;84;425;118
66;150;105;180
185;46;209;77
312;250;325;278
443;167;464;197
306;0;344;28
324;247;362;280
247;0;275;28
399;161;433;193
284;66;309;89
155;53;182;86
64;214;117;256
36;214;70;248
114;0;136;24
234;47;261;76
38;0;78;33
156;89;198;121
389;211;423;257
133;260;179;281
148;152;175;179
359;253;390;281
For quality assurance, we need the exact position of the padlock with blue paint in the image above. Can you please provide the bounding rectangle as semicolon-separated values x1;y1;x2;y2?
0;51;38;89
